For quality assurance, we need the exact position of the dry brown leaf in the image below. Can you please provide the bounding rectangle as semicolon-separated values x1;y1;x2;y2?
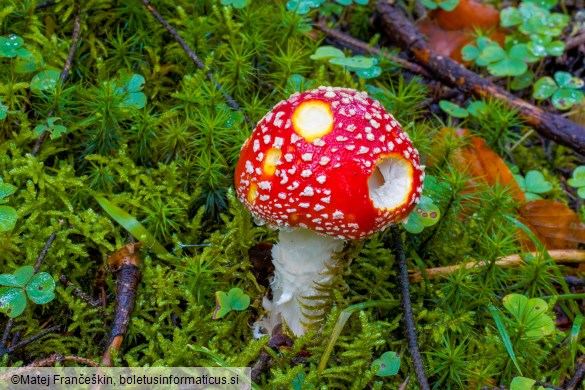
433;0;500;31
452;131;526;202
518;200;585;250
418;0;503;64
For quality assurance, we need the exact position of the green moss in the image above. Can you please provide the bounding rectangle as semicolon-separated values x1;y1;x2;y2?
0;0;581;388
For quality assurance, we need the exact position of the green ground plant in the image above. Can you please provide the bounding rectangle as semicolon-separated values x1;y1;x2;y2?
0;0;583;388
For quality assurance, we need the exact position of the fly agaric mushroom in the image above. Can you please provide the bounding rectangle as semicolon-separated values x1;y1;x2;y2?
235;86;424;336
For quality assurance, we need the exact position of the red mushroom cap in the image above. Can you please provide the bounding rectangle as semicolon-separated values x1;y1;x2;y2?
234;86;424;240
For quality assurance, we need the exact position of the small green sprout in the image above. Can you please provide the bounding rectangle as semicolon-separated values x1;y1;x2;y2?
371;351;401;376
0;34;30;58
212;287;250;319
513;170;553;200
402;196;441;234
34;117;68;140
420;0;459;11
0;182;17;232
461;37;499;67
0;266;56;318
567;166;585;199
310;45;381;79
220;0;250;8
533;71;584;110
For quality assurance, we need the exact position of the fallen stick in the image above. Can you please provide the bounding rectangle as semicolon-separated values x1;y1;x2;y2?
409;249;585;283
375;1;585;155
389;226;430;390
101;242;142;367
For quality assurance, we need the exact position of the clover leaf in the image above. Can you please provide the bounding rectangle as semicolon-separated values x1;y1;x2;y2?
0;287;27;318
371;351;401;376
533;71;584;110
0;34;30;58
30;69;60;94
479;44;535;77
439;100;468;118
510;376;536;390
220;0;250;8
461;37;498;67
311;46;381;79
527;35;564;57
513;170;553;200
34;117;68;140
26;272;56;304
0;266;56;318
567;166;585;199
511;71;534;91
420;0;459;11
402;196;441;234
115;73;147;109
502;294;554;341
286;0;326;14
213;287;250;319
0;182;17;232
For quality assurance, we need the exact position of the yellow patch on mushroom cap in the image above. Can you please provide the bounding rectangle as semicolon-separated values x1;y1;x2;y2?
247;182;259;203
292;100;334;142
263;148;282;175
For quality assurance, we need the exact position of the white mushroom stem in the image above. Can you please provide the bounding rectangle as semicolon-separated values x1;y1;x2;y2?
262;228;344;336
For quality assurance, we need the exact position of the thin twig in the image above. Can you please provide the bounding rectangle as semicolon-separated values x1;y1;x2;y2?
409;249;585;283
566;355;585;390
0;319;14;353
31;11;81;156
314;22;431;78
375;1;585;155
389;225;430;390
140;0;249;123
35;0;56;9
59;274;104;312
0;354;99;380
7;325;60;353
566;30;585;51
34;228;61;272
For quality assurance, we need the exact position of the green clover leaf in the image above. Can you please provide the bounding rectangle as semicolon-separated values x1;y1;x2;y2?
511;71;534;91
524;170;553;194
502;294;555;341
567;166;585;199
371;351;401;376
30;69;60;94
220;0;251;8
510;376;536;390
439;100;468;118
286;0;326;14
25;272;56;304
310;46;345;60
0;34;30;58
329;55;374;69
0;287;27;318
0;205;17;232
402;196;441;234
116;73;147;109
534;72;584;110
213;288;250;319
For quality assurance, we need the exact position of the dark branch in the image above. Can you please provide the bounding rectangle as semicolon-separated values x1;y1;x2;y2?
314;22;431;78
375;1;585;155
8;325;60;354
389;225;430;390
